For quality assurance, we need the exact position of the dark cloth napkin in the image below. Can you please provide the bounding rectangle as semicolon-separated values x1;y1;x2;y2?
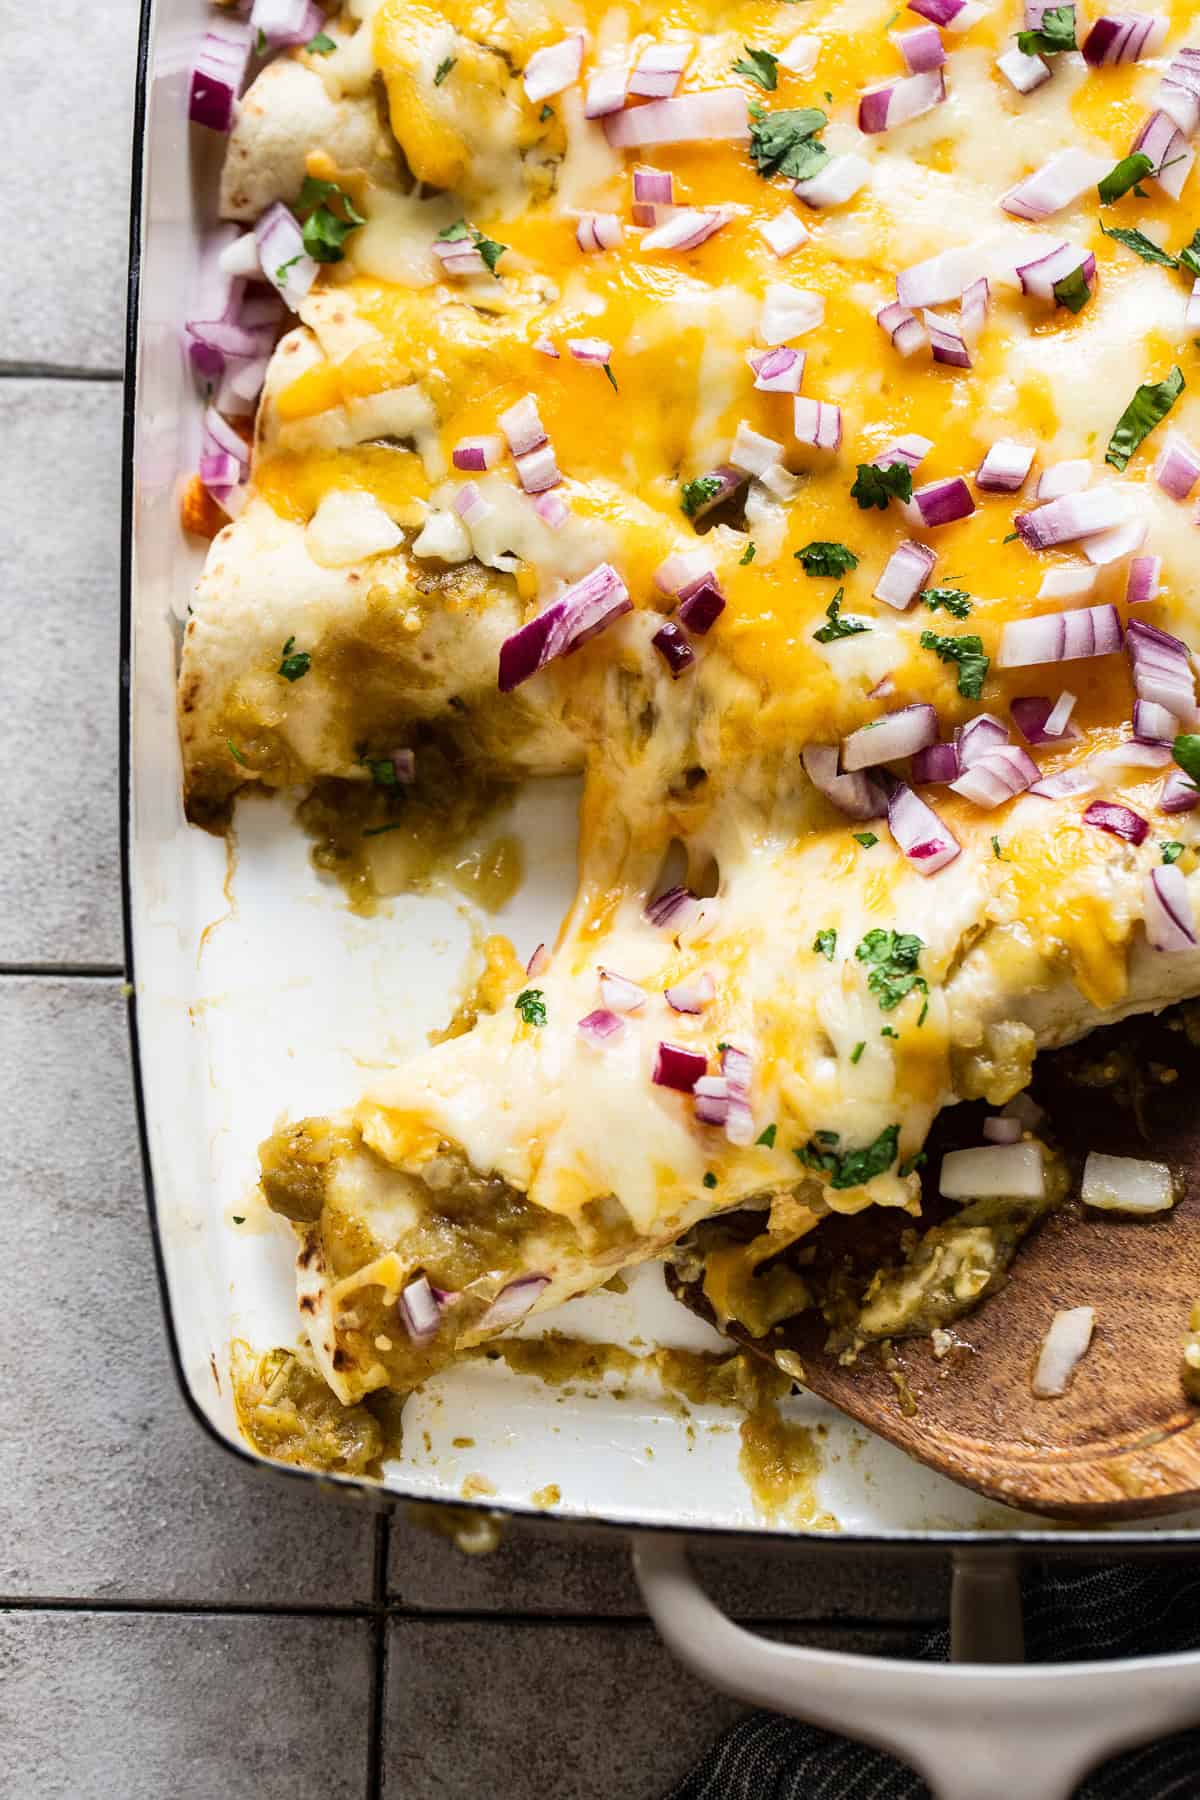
664;1561;1200;1799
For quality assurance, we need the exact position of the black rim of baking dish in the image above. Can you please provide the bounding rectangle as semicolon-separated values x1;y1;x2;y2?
118;0;1200;1552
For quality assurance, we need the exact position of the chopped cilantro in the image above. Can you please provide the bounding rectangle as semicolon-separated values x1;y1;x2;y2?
853;831;878;848
740;541;757;564
232;1215;245;1225
813;927;837;960
472;230;507;275
851;461;913;511
438;220;471;241
276;254;302;282
921;586;972;619
305;31;337;53
747;102;829;183
278;636;311;682
1016;4;1076;55
1002;530;1019;543
796;539;858;577
733;46;779;90
703;1171;718;1189
681;474;724;518
540;103;554;121
434;54;456;84
855;928;927;1013
227;740;248;767
602;362;618;392
795;1122;901;1189
1106;366;1185;471
918;998;929;1027
297;176;365;264
1052;264;1092;314
255;27;267;53
850;1041;865;1064
1178;229;1200;278
1100;221;1178;268
991;834;1005;860
1098;152;1155;205
1173;734;1200;787
814;588;870;643
362;754;400;788
756;1123;778;1149
920;628;989;699
881;1026;899;1039
1162;840;1186;864
515;989;547;1026
898;1151;927;1178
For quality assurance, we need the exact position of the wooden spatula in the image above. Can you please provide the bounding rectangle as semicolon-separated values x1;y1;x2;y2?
668;1008;1200;1522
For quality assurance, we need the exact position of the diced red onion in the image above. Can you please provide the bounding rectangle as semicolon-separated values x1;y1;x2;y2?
887;781;961;873
874;538;936;610
498;563;632;691
654;551;711;595
477;1275;550;1334
1015;490;1127;550
749;347;806;393
1132;112;1194;201
997;45;1051;92
1001;149;1111;221
1126;556;1161;607
1083;515;1149;567
499;396;547;458
983;1116;1023;1143
1039;567;1096;601
568;337;614;365
1010;695;1080;744
633;165;676;206
1092;741;1172;773
217;232;262;283
976;439;1034;493
665;972;715;1014
629;41;690;99
998;602;1123;667
950;743;1040;808
909;0;985;26
576;213;624;253
896;246;981;309
1163;770;1200;813
526;943;549;978
201;407;251;482
957;712;1010;767
199;451;243;495
586;63;628;117
578;1008;626;1046
534;490;570;528
793;155;870;208
1083;11;1167;65
874;434;933;473
452;435;503;473
923;307;971;369
681;466;745;523
1038;459;1091;501
250;0;324;49
190;20;253;133
912;740;960;783
843;704;938;771
875;300;926;358
1157;48;1200;135
653;1041;707;1092
1029;763;1099;800
1044;689;1077;736
892;24;947;71
960;276;989;345
433;236;490;279
730;423;786;479
1016;242;1095;303
858;69;946;134
761;283;824;345
1126;619;1198;721
641;208;730;252
779;32;820;71
598;969;645;1013
1084;800;1150;844
652;621;696;677
524;33;584;101
453;482;493;528
515;444;561;494
533;336;559;358
1145;863;1198;951
722;1043;753;1097
645;885;699;930
758;212;810;257
802;743;888;820
677;575;727;634
907;476;975;527
793;397;843;450
1133;698;1180;744
1154;431;1200;501
604;89;749;148
398;1275;442;1346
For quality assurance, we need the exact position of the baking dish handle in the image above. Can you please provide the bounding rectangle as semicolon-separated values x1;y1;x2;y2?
633;1535;1200;1800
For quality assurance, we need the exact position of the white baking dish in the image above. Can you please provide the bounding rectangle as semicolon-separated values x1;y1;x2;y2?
122;3;1200;1787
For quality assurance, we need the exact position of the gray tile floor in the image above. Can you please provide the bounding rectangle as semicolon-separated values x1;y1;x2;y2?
0;4;953;1795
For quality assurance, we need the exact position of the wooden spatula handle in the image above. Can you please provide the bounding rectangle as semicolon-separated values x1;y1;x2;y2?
634;1535;1200;1800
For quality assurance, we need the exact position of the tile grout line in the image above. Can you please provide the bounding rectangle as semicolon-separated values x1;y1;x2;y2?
0;1596;380;1620
366;1512;392;1800
0;364;123;382
0;964;126;979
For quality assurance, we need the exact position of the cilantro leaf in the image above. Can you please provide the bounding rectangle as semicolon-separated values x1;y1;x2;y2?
515;989;547;1026
853;831;878;848
540;103;554;121
1178;229;1200;277
1100;220;1178;269
813;927;837;960
795;1122;901;1189
471;229;507;274
747;103;829;183
602;362;618;392
740;540;757;564
756;1123;778;1148
305;31;336;53
850;1041;865;1064
1098;152;1155;205
733;46;779;90
362;754;400;789
796;539;859;577
297;177;365;264
227;740;248;767
992;834;1006;860
278;636;311;682
899;1151;927;1178
920;629;989;699
814;588;870;643
855;928;927;1012
1052;264;1092;313
1016;4;1076;55
1105;365;1185;471
851;461;913;510
437;219;471;241
434;54;456;84
920;586;972;618
681;474;724;518
703;1171;718;1189
1173;734;1200;788
1162;840;1186;864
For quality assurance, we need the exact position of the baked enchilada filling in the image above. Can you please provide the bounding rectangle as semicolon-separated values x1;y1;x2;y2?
185;0;1200;1412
